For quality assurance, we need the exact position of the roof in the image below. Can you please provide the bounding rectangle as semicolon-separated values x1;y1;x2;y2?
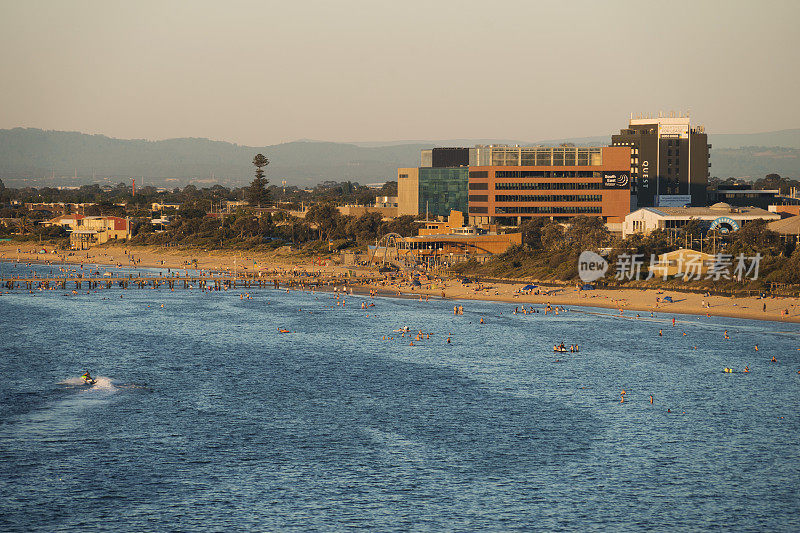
47;214;84;223
404;234;501;241
767;215;800;236
658;248;715;260
631;206;778;219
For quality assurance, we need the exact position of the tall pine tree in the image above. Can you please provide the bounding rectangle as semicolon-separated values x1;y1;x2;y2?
248;154;270;207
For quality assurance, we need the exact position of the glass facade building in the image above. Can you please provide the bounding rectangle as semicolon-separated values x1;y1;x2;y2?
470;146;603;167
418;168;469;218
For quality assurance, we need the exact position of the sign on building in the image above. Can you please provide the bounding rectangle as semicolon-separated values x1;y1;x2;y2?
656;194;692;207
603;173;630;189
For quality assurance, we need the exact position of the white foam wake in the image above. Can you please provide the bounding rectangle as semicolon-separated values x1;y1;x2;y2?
59;376;117;391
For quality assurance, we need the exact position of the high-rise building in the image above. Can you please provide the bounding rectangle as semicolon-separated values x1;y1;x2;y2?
467;146;631;225
611;114;710;208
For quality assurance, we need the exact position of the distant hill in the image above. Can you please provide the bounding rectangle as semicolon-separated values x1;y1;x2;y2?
0;128;430;188
709;129;800;150
351;129;800;150
707;146;800;179
0;127;798;188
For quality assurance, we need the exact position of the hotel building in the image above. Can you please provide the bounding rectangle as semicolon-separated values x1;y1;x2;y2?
611;114;710;208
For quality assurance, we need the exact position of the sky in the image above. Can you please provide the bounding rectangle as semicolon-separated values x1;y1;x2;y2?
1;0;799;146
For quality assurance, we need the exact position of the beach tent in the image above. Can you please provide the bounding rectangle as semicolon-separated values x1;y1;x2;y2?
522;284;537;291
581;284;595;290
662;296;674;303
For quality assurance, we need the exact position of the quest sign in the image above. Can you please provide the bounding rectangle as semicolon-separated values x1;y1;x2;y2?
602;173;630;189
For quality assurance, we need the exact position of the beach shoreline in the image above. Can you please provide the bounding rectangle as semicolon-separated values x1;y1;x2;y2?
2;242;799;324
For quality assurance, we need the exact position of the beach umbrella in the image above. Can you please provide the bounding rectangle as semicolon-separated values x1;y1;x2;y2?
663;296;673;303
522;284;537;291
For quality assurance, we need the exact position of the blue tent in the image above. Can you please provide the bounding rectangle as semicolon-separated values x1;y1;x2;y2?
581;284;595;290
662;296;673;303
522;284;537;291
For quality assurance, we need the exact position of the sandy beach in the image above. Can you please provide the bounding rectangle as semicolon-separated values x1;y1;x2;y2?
2;242;799;324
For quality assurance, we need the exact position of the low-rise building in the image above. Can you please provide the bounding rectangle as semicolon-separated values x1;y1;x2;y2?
25;202;95;214
768;205;800;217
648;248;716;279
622;203;780;238
767;216;800;244
151;202;181;212
43;214;85;230
60;216;131;249
395;231;521;266
374;196;398;208
337;205;398;219
708;185;780;208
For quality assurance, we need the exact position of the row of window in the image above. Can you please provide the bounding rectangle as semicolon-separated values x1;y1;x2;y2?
494;170;599;179
486;148;602;167
494;182;602;190
493;206;603;214
494;195;602;203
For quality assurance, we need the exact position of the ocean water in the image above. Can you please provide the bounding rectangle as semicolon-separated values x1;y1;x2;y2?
1;265;799;531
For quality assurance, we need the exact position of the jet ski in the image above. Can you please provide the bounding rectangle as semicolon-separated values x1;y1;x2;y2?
81;373;97;385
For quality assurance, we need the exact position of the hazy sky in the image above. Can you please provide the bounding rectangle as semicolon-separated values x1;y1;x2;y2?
1;0;798;146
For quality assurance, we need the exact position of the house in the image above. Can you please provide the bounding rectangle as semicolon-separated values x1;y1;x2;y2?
66;216;130;249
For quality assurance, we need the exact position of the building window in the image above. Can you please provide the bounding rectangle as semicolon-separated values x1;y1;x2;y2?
469;171;488;180
469;182;488;190
469;195;488;202
494;182;601;191
495;206;602;214
494;194;602;203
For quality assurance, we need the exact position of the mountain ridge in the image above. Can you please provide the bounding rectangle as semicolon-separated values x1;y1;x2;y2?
1;127;798;188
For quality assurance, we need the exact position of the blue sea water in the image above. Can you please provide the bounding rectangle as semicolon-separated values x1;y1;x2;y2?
1;263;799;531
